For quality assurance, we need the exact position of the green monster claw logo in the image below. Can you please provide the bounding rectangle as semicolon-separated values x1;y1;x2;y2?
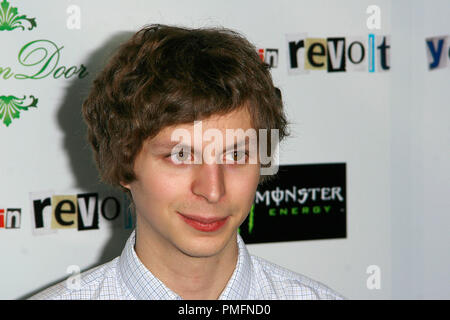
248;203;254;234
238;203;255;235
0;0;37;31
0;95;38;127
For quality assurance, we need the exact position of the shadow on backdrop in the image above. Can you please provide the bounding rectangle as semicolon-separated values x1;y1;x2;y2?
21;31;135;299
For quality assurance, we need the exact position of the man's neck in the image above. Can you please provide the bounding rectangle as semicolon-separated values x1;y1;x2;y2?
134;220;239;300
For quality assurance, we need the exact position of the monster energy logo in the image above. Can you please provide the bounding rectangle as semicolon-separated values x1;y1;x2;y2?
255;186;344;206
0;0;36;31
268;205;333;216
0;95;37;127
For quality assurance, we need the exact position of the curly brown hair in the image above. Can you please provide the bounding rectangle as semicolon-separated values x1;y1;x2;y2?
82;24;290;195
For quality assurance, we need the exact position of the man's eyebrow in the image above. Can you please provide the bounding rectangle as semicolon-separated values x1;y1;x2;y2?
150;140;182;150
224;139;248;151
150;139;248;152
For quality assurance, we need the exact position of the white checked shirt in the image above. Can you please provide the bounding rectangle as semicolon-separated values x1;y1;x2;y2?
30;230;345;300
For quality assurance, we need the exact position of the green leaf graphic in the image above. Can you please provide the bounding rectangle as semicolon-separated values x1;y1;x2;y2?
0;0;37;31
0;95;38;127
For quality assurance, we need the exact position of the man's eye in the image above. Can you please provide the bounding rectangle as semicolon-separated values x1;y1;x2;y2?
168;149;192;164
226;150;248;163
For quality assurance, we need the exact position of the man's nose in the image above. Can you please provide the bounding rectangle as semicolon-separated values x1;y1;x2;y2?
191;163;226;203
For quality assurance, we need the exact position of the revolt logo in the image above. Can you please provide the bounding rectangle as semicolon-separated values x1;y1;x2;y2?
30;191;133;235
286;33;390;74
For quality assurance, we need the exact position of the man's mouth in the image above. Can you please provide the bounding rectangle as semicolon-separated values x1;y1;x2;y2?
177;212;229;232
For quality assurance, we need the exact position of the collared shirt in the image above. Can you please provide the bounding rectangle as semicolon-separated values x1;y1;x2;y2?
29;230;345;300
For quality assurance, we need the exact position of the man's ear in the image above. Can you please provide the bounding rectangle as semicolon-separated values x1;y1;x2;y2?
120;181;131;190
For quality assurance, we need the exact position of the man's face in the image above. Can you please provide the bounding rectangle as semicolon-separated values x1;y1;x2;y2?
122;107;260;258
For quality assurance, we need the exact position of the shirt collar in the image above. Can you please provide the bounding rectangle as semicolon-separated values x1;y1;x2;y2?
118;230;252;300
218;232;252;299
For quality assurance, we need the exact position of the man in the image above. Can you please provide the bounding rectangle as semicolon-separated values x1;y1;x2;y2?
31;24;344;300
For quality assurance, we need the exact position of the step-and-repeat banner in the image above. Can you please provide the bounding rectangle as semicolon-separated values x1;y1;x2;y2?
5;0;447;300
0;0;391;300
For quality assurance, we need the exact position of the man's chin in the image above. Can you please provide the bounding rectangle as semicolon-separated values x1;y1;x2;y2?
176;234;235;259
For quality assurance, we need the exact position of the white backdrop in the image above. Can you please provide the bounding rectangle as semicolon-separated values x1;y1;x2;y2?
0;0;448;300
390;0;450;299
